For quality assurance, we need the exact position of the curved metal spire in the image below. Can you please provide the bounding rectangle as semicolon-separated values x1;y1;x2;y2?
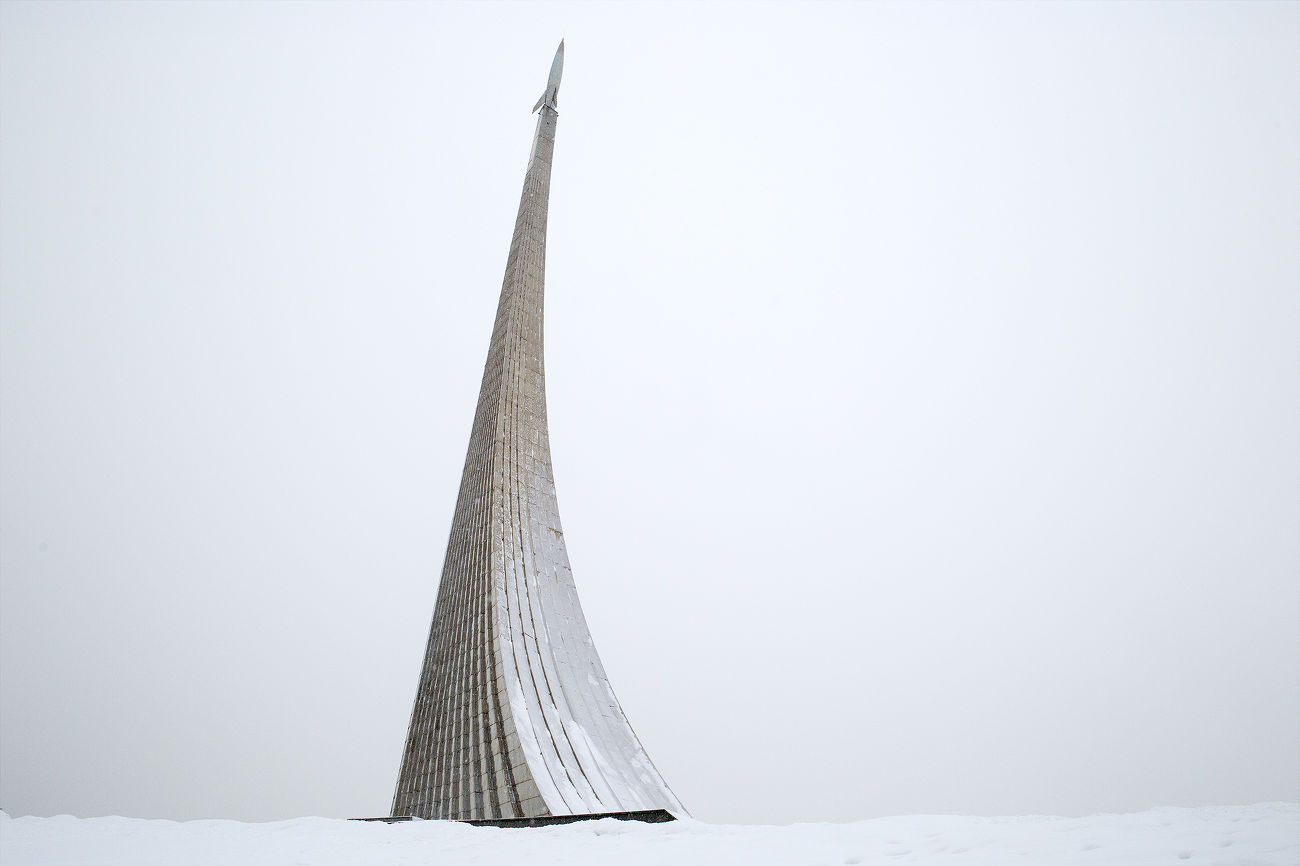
393;41;685;822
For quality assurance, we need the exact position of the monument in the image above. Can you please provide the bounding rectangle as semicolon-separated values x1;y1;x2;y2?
391;42;687;823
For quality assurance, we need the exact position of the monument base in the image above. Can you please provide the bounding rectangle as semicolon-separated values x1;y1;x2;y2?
466;809;677;828
353;809;677;827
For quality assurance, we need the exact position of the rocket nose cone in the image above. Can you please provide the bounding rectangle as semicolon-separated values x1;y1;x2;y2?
550;40;564;86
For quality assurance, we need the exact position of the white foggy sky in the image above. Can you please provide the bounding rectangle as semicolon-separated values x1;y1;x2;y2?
1;1;1297;825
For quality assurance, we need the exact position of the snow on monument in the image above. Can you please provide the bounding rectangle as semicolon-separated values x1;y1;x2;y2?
391;42;686;822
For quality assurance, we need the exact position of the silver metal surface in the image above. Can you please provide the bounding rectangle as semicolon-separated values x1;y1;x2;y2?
391;44;685;821
532;40;564;114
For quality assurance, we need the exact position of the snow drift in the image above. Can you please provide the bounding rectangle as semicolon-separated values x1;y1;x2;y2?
2;803;1296;865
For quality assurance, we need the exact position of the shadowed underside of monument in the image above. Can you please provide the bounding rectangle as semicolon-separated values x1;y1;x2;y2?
391;42;685;822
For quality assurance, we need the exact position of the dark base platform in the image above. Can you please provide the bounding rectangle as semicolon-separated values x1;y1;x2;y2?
466;809;677;828
352;809;677;828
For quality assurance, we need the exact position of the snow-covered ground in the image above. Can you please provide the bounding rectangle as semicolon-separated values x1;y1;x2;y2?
2;803;1296;865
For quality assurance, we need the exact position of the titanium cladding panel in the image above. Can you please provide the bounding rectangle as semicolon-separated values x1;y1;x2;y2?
392;43;685;821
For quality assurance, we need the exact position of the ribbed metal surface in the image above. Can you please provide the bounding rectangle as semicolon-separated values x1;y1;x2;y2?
391;71;684;821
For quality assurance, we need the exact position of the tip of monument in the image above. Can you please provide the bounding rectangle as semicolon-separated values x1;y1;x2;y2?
532;39;565;114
